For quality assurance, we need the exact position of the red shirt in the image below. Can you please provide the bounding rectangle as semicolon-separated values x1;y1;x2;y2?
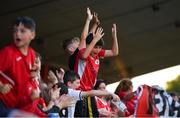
0;44;35;108
18;79;40;107
21;98;47;117
118;91;137;116
96;97;112;112
74;48;105;91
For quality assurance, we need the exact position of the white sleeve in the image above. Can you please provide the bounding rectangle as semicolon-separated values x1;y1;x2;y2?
68;89;82;101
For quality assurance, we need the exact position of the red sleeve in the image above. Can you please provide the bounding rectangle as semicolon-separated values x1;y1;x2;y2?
29;47;36;66
78;48;85;59
0;47;11;73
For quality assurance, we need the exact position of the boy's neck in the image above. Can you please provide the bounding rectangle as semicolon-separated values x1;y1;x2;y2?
18;46;29;56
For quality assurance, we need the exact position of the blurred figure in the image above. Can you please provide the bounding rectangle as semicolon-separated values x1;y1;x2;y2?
153;85;180;117
63;71;119;117
114;79;137;116
0;16;36;111
94;79;116;117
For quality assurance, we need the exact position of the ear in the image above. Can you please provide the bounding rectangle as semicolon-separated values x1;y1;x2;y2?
31;31;36;40
67;81;72;87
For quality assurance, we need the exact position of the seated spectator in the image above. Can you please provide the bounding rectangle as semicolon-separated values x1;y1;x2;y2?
114;79;137;116
63;70;119;117
94;79;115;117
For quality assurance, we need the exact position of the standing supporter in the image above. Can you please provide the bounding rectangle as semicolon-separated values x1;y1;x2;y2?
0;16;36;110
62;7;99;70
75;23;118;91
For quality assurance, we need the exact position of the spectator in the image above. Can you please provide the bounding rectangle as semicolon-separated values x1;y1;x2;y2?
0;16;36;110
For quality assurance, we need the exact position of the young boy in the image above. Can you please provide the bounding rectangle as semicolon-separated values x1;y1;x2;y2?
75;24;118;91
63;70;119;117
0;16;36;110
62;7;100;70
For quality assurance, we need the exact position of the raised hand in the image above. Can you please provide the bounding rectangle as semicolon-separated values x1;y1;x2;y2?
31;89;40;100
93;27;104;41
56;68;65;83
55;95;76;109
87;7;93;21
0;83;12;94
112;23;117;38
47;70;58;84
93;12;100;25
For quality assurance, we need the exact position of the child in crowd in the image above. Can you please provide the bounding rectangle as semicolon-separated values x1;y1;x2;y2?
0;16;36;110
75;23;118;91
94;79;127;117
63;70;120;117
94;79;115;117
43;82;76;117
114;79;137;116
22;52;75;117
62;7;99;70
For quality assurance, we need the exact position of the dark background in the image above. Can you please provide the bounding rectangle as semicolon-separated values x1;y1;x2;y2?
0;0;180;84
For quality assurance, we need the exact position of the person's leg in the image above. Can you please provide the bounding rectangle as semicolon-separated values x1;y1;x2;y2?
74;98;87;117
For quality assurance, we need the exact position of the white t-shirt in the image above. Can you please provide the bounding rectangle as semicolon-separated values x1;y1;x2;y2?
67;88;83;117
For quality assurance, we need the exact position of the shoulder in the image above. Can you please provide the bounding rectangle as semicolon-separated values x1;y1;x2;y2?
78;48;85;53
28;47;36;57
28;47;35;54
0;44;16;56
76;48;85;58
68;88;81;95
68;88;81;100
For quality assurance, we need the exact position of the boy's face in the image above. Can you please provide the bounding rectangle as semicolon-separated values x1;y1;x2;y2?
68;79;80;89
91;45;102;57
67;40;79;55
13;23;35;48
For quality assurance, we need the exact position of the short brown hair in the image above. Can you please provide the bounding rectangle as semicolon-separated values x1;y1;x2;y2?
114;79;132;94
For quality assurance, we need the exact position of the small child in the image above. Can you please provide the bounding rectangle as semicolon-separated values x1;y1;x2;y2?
62;7;99;70
74;24;118;91
0;16;36;110
63;70;119;117
94;79;115;117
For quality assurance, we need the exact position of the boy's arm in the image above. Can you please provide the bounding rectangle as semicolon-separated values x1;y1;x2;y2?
0;49;13;94
79;7;93;49
89;12;100;34
81;90;120;101
81;27;104;59
104;23;119;57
